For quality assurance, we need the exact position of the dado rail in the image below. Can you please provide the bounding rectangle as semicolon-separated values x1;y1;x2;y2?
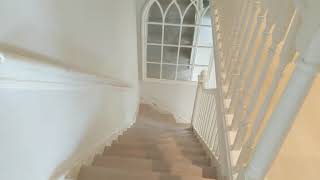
191;0;320;179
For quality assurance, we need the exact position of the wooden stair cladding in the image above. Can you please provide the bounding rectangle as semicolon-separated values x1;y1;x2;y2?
78;104;217;180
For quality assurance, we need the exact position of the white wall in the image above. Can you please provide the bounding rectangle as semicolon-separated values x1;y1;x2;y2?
140;81;197;123
0;0;138;82
0;87;135;180
0;0;139;180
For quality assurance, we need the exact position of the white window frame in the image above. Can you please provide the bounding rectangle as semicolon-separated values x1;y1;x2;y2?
141;0;214;85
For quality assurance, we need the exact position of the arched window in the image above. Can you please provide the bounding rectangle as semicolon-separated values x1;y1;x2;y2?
142;0;214;82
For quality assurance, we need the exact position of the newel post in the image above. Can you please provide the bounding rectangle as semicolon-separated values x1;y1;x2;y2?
199;70;209;88
0;53;5;64
191;70;209;128
240;29;320;180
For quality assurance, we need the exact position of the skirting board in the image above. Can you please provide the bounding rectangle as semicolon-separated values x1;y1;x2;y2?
51;106;139;180
140;97;190;124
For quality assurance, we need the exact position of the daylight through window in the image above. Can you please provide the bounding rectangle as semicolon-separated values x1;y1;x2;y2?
143;0;214;82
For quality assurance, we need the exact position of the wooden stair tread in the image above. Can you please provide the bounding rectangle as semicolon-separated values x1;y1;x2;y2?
78;166;215;180
108;143;207;155
118;134;199;141
77;104;217;180
129;126;192;132
93;155;217;179
125;126;193;132
103;148;208;160
120;131;196;139
102;152;210;166
112;139;204;149
115;137;201;147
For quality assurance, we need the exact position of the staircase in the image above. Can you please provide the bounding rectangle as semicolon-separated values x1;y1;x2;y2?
77;104;217;180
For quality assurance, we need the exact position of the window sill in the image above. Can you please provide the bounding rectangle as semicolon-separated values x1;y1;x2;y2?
142;78;198;86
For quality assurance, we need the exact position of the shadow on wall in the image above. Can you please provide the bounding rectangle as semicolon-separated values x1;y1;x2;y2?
0;27;104;78
0;43;61;64
0;23;101;76
0;42;111;80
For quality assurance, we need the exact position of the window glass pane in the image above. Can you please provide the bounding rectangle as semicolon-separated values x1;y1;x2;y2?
177;0;191;14
147;45;161;63
194;47;212;65
197;26;213;46
164;26;180;45
183;5;197;24
162;64;177;80
192;66;208;81
203;0;210;8
180;27;194;45
179;47;192;65
163;46;178;64
201;8;212;26
158;0;171;12
165;3;181;24
147;63;161;79
148;2;163;22
144;0;214;82
148;24;162;44
177;65;192;81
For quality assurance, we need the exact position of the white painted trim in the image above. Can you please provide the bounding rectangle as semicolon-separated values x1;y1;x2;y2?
147;22;212;27
0;52;131;90
147;42;212;48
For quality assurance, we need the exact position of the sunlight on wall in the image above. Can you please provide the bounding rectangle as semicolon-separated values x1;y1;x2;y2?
267;75;320;180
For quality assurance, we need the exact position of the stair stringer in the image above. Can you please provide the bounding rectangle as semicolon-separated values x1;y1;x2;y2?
50;108;139;180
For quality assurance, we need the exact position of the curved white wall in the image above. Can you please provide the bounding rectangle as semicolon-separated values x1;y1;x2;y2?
140;81;197;123
0;1;139;180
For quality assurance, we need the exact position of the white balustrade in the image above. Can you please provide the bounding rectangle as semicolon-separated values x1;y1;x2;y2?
190;0;320;179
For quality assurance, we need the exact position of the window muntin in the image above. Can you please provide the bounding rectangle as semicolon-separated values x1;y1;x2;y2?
144;0;213;82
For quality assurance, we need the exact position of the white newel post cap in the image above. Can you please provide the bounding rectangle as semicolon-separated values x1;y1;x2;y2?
198;70;209;83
